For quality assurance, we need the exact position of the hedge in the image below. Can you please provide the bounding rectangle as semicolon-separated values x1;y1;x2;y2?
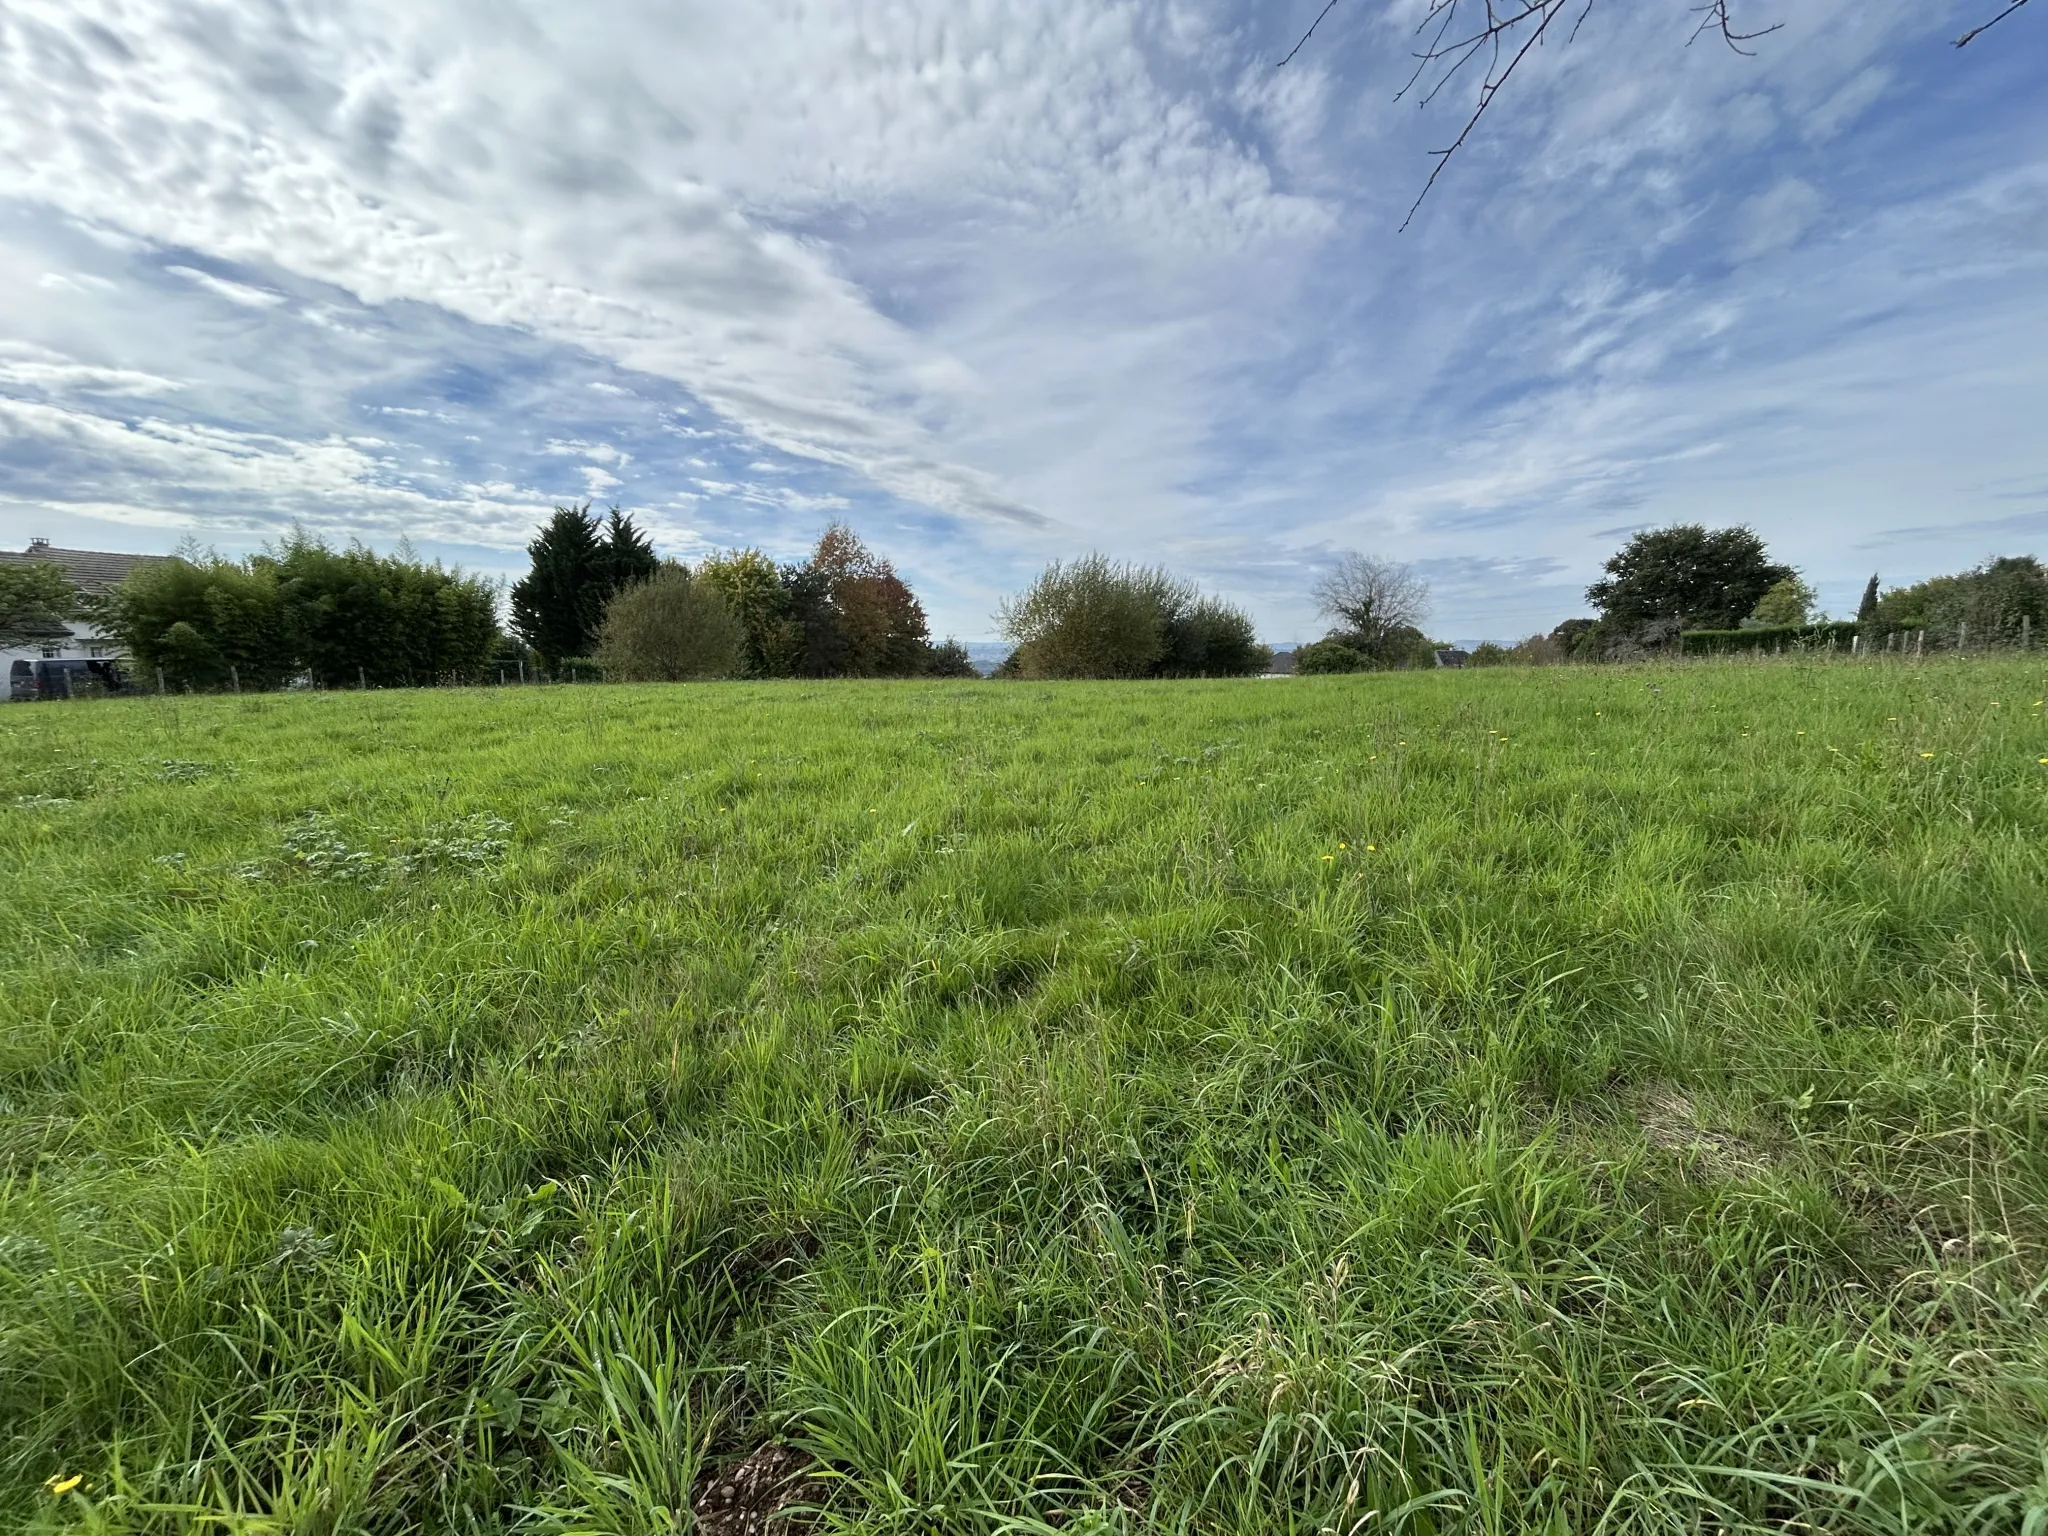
1679;622;1858;656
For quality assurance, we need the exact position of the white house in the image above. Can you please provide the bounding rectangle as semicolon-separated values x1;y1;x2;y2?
2;538;169;699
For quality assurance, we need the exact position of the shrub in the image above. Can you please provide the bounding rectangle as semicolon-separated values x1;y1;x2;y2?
998;556;1265;680
1678;622;1857;656
596;564;743;681
923;639;980;678
999;556;1168;680
1293;639;1369;674
1469;641;1511;667
1160;596;1270;678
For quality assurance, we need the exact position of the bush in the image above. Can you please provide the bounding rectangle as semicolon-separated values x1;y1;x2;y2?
1293;639;1368;674
596;565;743;681
1468;641;1511;667
1678;622;1857;656
998;556;1265;680
1160;597;1271;678
923;639;980;678
999;556;1166;680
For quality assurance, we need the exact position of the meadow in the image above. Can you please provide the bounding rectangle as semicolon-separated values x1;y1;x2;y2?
1;660;2044;1534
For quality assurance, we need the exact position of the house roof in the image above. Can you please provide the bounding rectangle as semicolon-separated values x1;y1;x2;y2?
0;541;171;595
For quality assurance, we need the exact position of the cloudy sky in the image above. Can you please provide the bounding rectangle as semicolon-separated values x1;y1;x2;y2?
1;0;2043;644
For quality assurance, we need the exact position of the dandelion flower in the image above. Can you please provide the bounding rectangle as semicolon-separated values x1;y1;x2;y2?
1366;844;1377;851
1920;752;1935;759
45;1474;81;1496
1321;854;1334;862
1338;842;1348;849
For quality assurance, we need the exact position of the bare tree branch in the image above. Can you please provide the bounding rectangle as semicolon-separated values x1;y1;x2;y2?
1956;0;2031;47
1275;0;2027;226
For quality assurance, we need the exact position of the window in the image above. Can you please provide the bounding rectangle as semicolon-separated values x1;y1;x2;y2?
41;644;63;659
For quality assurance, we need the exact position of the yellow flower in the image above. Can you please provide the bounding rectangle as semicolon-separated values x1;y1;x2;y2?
2039;757;2047;765
1338;842;1347;849
1366;844;1377;851
1321;854;1334;862
1920;752;1935;759
45;1474;81;1496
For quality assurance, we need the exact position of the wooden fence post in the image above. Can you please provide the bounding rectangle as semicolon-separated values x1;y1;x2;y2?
155;666;166;694
230;665;240;694
359;666;368;691
2024;615;2032;651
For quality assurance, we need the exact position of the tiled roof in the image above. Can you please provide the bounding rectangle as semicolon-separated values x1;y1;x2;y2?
0;544;171;595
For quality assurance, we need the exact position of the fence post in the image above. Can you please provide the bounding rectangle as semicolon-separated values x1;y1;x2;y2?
359;666;368;691
155;665;166;695
1958;621;1968;655
2024;615;2033;651
518;659;526;685
230;665;240;694
1850;633;1859;656
1916;629;1925;659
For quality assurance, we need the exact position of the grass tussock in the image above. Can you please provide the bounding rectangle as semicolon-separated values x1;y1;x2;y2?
2;660;2046;1532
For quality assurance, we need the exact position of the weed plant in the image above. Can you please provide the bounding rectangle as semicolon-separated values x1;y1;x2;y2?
1;660;2045;1532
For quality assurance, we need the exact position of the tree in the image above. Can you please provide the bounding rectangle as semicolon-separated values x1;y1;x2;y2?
0;561;76;649
808;523;932;677
1856;574;1881;634
100;553;291;689
102;538;497;688
596;563;742;681
597;507;661;596
510;505;608;668
695;548;788;678
1748;574;1817;627
1310;553;1432;664
273;536;498;686
1585;524;1791;646
1872;556;2048;649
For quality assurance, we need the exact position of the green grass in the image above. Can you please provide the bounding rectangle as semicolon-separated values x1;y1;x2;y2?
2;660;2046;1533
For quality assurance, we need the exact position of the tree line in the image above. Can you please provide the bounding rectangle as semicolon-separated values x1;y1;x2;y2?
1458;525;2048;665
20;510;2039;695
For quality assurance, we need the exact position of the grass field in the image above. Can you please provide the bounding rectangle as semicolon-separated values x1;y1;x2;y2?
2;660;2046;1533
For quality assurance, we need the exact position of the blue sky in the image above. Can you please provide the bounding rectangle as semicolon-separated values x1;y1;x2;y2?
1;0;2043;645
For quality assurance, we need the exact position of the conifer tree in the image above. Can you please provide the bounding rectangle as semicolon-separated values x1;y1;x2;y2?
598;507;660;594
510;504;607;668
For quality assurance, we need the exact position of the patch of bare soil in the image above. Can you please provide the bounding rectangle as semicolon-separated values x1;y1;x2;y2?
1636;1088;1768;1178
692;1443;814;1536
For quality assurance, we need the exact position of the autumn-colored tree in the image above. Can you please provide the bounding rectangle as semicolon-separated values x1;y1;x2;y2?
808;523;931;677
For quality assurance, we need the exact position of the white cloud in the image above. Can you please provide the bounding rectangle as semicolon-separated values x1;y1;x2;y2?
165;265;288;308
1734;178;1826;260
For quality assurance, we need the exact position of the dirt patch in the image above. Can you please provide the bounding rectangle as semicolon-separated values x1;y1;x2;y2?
1636;1088;1768;1178
692;1443;814;1536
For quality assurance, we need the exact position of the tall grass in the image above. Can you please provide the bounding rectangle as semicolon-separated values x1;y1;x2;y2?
1;659;2045;1531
